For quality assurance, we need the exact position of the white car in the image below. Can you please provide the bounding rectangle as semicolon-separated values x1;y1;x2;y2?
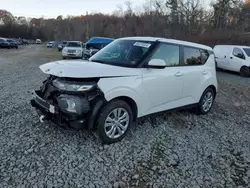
214;45;250;77
31;37;217;144
47;41;54;48
62;41;83;59
36;39;42;44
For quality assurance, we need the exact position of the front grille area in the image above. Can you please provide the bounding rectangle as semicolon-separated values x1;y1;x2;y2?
68;50;76;53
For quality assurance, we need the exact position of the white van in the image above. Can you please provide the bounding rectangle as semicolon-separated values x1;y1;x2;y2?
214;45;250;77
31;37;218;144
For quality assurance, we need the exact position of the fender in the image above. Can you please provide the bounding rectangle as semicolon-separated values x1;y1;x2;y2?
198;77;218;101
98;76;143;117
103;87;142;117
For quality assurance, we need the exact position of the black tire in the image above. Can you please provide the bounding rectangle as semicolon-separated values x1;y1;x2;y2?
215;62;220;71
62;57;66;60
240;66;250;77
97;99;133;144
196;87;215;115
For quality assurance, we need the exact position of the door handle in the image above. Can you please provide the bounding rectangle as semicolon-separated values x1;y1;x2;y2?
202;70;208;75
174;71;183;77
230;57;233;59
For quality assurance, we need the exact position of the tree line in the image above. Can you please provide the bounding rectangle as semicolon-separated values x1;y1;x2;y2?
0;0;250;46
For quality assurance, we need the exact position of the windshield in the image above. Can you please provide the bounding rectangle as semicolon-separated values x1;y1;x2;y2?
89;40;153;67
62;41;67;45
86;43;109;50
66;42;81;47
243;48;250;57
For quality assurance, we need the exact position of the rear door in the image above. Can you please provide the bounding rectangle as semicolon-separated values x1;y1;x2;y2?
180;46;212;103
228;47;245;72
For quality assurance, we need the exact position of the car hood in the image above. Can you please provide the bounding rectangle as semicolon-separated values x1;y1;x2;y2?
39;60;142;78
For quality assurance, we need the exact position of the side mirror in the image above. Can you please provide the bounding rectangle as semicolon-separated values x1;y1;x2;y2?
148;59;166;68
237;53;245;59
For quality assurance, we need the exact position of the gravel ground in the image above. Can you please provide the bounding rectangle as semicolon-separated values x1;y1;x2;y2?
0;45;250;188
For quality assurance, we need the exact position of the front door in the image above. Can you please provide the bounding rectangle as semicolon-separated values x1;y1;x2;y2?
142;43;184;115
228;47;245;72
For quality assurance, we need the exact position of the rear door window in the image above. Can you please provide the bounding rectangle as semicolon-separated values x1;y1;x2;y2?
183;47;202;65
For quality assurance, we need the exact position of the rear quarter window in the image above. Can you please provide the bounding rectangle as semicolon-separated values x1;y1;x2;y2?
201;49;210;64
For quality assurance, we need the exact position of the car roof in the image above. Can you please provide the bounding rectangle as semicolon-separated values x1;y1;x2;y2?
87;37;114;43
214;45;250;49
118;37;212;51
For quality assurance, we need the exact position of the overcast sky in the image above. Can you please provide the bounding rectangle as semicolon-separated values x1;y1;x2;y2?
2;0;211;18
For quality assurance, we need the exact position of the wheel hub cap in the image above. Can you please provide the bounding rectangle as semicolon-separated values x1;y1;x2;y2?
202;91;213;112
104;108;130;139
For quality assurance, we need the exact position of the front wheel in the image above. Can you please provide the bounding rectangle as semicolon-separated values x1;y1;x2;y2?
97;100;133;144
196;88;215;115
240;66;250;77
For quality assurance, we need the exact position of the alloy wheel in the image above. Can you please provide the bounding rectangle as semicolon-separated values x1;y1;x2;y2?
104;108;130;139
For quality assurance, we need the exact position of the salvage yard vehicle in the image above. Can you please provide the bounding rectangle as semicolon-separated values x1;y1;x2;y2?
47;41;54;48
62;41;83;59
0;38;10;49
36;39;42;44
58;40;67;51
214;45;250;77
84;37;114;59
7;39;18;49
31;37;218;144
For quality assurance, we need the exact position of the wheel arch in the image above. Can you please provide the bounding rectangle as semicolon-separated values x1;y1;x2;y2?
207;85;217;98
109;96;138;121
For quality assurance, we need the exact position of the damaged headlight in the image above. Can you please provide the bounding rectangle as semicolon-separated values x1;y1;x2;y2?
52;78;95;92
57;95;90;114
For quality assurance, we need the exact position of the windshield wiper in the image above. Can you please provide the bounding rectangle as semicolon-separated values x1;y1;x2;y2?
91;59;106;64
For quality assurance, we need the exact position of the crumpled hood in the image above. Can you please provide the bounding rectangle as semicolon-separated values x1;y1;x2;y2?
39;60;142;78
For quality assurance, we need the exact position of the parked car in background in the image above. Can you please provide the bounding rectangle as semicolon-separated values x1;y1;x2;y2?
62;41;83;59
36;39;42;44
214;45;250;77
84;37;114;59
29;40;35;44
47;41;54;48
16;40;22;45
58;41;67;51
31;37;217;144
0;38;10;49
6;39;18;49
22;39;29;45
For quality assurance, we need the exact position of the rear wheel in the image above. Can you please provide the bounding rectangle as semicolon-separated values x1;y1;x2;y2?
97;100;133;144
197;87;215;115
240;66;250;77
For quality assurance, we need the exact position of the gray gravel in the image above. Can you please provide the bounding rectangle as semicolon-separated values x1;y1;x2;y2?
0;46;250;188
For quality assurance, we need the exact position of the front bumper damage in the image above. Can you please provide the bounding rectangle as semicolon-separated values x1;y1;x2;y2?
30;78;105;130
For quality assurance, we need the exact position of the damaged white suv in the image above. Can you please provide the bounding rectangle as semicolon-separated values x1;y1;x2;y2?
31;37;217;144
